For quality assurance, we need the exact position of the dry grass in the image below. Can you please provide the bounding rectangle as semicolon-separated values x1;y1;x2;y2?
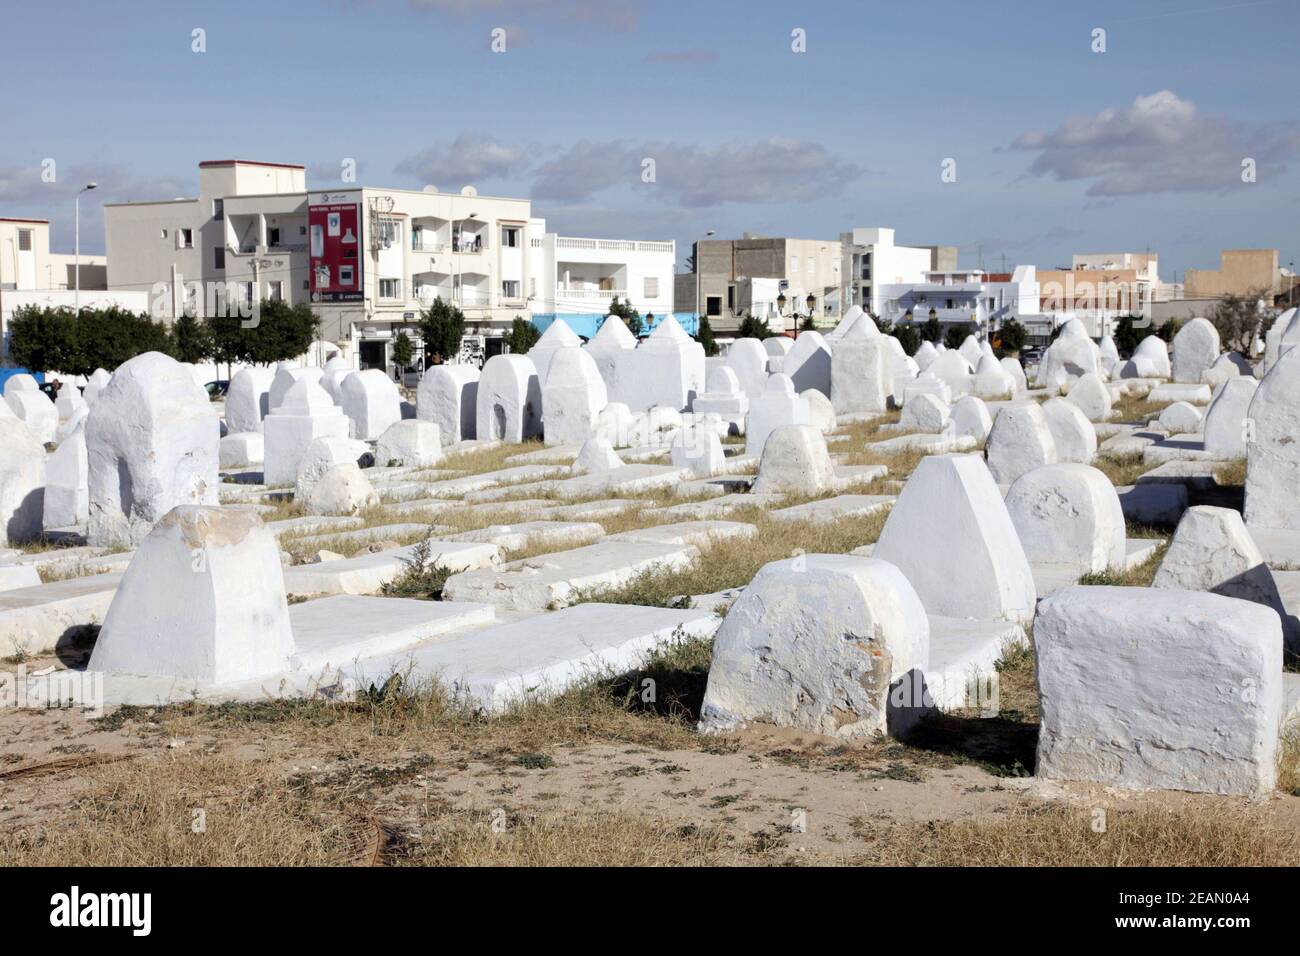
853;803;1300;866
432;439;548;477
1279;728;1300;796
1092;451;1154;487
1077;544;1167;588
1110;393;1173;424
1215;457;1248;487
576;510;890;607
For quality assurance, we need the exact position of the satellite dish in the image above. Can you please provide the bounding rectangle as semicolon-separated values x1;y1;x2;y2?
460;185;478;197
422;184;438;194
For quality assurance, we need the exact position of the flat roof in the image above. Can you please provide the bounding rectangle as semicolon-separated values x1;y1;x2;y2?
0;217;50;224
199;159;305;170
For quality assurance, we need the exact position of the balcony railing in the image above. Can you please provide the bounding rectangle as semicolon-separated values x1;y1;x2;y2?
556;287;626;300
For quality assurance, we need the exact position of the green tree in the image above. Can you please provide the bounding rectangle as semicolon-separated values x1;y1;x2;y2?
7;305;78;373
736;313;773;340
392;330;415;370
890;322;920;356
417;298;466;366
800;314;816;332
872;313;892;334
695;313;720;356
207;300;318;367
1113;314;1144;356
1208;291;1265;354
506;316;541;354
944;323;974;351
171;312;214;365
997;318;1027;356
608;296;643;337
920;314;942;343
1155;317;1181;343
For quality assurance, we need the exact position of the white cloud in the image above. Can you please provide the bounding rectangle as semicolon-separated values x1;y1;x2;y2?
533;137;862;206
395;133;533;189
1011;90;1300;195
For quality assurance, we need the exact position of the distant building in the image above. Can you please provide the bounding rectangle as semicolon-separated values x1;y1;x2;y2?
838;228;938;319
691;234;842;334
1184;248;1286;300
880;265;1050;341
1036;252;1163;337
528;224;676;338
0;217;140;360
102;159;675;369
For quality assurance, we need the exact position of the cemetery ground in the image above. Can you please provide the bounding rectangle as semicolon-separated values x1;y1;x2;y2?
3;411;1299;867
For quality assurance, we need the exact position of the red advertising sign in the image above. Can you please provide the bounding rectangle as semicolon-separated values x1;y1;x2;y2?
308;198;362;302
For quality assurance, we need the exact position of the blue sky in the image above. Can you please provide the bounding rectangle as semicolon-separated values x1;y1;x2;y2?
3;0;1298;279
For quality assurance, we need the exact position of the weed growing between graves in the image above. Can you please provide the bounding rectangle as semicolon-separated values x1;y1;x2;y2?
379;535;452;600
1077;544;1167;588
573;510;890;607
1279;730;1300;796
851;803;1300;866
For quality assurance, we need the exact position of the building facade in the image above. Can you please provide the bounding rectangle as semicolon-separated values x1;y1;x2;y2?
528;223;676;338
838;227;940;319
1184;248;1285;300
692;234;842;334
879;265;1046;339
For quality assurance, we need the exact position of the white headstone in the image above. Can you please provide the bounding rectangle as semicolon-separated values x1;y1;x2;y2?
476;354;542;442
88;506;295;684
0;417;45;545
417;364;479;444
949;395;992;443
746;374;810;461
874;454;1036;623
699;555;930;738
542;347;608;447
831;319;889;415
44;422;88;529
751;423;835;495
375;419;442;467
1041;397;1097;464
225;366;275;434
1005;463;1126;574
263;378;351;487
1171;317;1221;384
1244;346;1300;529
339;368;402;441
1034;586;1281;797
304;462;379;516
984;402;1058;484
1203;376;1258;459
86;352;218;548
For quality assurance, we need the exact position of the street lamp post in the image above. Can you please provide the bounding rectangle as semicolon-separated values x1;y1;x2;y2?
75;182;97;314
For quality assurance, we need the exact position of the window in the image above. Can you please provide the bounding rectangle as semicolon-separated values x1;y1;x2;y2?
706;295;722;317
808;258;815;273
378;219;401;248
379;278;400;299
643;276;659;298
299;225;307;236
212;199;223;221
213;247;225;270
529;277;536;298
946;298;954;309
502;280;520;299
501;226;519;248
267;281;284;302
178;228;193;249
790;256;799;273
160;228;169;240
727;286;735;311
302;279;310;291
267;226;281;247
17;230;32;251
339;265;354;286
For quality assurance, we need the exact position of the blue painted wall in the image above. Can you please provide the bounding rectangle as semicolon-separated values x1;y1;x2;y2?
0;368;44;391
532;312;700;340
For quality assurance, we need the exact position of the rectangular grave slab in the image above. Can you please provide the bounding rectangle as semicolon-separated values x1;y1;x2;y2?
444;521;605;553
541;499;643;521
442;540;699;610
768;494;895;525
641;494;777;521
0;572;122;655
552;464;690;498
283;542;500;597
607;520;757;548
288;524;432;550
288;595;497;672
265;515;367;537
348;602;721;713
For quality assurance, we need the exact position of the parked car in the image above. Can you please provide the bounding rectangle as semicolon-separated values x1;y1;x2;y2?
38;382;59;403
205;380;230;399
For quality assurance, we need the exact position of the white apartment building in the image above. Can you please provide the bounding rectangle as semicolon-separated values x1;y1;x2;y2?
527;220;676;337
839;227;935;318
104;160;536;369
880;265;1046;337
1;216;146;354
